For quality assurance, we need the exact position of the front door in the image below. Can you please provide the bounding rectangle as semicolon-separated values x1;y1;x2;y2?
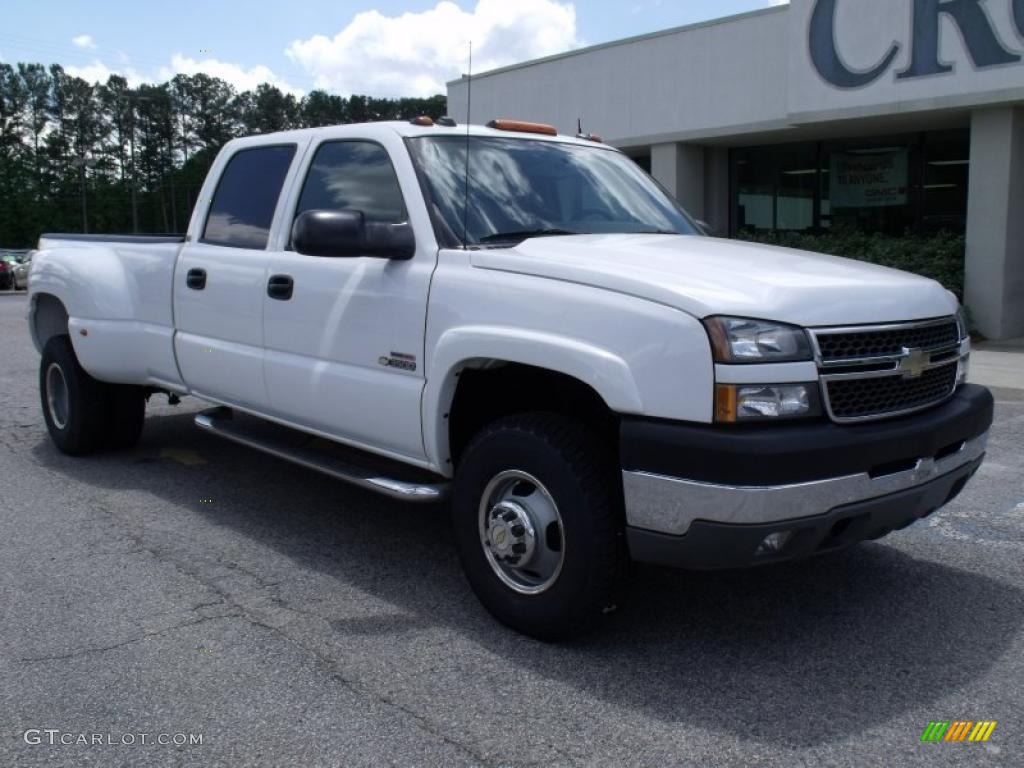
262;138;433;462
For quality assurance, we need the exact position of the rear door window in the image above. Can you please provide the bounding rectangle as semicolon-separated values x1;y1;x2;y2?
203;144;296;249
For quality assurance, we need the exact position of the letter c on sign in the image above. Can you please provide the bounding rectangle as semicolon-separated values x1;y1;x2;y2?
810;0;901;87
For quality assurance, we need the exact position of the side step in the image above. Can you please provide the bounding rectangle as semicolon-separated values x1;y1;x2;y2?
194;407;449;503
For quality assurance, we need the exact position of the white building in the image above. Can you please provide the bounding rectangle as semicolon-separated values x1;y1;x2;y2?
448;0;1024;339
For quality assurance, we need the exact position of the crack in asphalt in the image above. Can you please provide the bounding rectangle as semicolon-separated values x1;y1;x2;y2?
17;612;242;663
243;615;499;768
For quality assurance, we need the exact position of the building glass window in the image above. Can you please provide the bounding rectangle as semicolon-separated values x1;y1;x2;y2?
821;135;918;234
922;130;970;232
777;144;817;231
630;154;652;174
730;129;969;237
735;148;776;230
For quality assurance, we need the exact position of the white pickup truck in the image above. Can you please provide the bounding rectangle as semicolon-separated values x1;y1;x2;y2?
28;118;993;639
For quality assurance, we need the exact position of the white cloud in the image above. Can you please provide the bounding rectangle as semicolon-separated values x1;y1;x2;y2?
65;59;146;87
72;34;97;49
285;0;579;97
768;0;789;6
159;54;303;95
62;53;301;95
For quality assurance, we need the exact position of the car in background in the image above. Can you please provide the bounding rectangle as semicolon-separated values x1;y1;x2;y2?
12;250;34;290
0;253;18;290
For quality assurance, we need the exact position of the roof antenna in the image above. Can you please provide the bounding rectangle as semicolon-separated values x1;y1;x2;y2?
462;41;473;250
462;40;473;250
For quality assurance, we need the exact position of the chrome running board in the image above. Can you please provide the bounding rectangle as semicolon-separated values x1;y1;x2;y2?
194;407;448;503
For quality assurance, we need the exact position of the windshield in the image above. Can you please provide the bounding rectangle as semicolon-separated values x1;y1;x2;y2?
407;136;698;247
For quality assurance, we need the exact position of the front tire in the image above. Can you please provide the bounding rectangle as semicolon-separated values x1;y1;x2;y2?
452;413;628;640
40;336;145;455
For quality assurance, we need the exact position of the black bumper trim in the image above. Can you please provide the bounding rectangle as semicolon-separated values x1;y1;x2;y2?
627;455;983;570
621;384;993;487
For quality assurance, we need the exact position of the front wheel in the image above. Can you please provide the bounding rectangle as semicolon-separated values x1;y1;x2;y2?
451;413;629;640
40;336;145;455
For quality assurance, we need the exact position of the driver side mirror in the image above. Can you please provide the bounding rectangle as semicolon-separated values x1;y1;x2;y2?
292;210;415;260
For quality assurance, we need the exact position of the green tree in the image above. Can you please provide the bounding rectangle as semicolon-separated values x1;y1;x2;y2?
0;57;447;246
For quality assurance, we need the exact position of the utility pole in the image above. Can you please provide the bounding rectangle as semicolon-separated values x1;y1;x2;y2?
80;161;87;234
129;107;138;233
125;92;152;233
71;156;96;233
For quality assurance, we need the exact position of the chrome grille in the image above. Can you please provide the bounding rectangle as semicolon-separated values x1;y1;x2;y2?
825;362;958;420
816;321;959;362
811;318;964;423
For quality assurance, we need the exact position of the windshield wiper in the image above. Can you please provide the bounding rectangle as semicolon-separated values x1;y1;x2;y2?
478;228;582;244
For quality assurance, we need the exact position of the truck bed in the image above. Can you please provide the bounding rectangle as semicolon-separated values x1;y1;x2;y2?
33;233;187;392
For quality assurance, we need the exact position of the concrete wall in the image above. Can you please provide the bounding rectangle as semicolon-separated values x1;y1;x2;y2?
449;0;1024;146
965;107;1024;339
649;144;730;235
447;8;790;147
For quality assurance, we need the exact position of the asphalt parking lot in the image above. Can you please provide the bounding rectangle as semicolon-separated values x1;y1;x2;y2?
1;290;1022;767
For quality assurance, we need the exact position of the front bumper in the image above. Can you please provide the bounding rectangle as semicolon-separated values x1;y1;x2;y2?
621;384;993;569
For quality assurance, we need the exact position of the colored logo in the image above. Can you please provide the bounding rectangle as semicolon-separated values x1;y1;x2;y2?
920;721;997;742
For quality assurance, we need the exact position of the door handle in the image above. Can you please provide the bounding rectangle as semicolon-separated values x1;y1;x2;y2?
267;274;294;301
186;268;206;290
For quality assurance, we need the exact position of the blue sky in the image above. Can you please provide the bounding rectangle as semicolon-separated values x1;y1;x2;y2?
0;0;786;96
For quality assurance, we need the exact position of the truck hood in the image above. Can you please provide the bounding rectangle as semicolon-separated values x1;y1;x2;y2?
470;234;957;327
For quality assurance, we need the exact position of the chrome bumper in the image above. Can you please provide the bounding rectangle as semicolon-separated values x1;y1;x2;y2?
622;430;988;536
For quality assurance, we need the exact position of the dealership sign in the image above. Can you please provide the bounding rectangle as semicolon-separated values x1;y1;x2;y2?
810;0;1024;88
830;151;909;208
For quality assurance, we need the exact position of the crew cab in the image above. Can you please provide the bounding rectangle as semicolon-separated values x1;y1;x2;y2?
27;118;993;639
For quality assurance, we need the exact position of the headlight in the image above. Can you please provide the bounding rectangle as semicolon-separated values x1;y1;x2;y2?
955;305;969;340
955;305;970;385
703;316;812;363
715;383;821;423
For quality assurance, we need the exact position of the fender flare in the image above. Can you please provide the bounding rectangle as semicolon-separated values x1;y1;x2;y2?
29;245;137;322
422;325;643;472
28;247;141;377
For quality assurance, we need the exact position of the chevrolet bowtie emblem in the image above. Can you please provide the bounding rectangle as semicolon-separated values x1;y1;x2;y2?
897;346;929;378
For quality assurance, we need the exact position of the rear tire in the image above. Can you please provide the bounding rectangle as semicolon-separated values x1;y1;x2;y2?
40;336;145;455
452;413;629;641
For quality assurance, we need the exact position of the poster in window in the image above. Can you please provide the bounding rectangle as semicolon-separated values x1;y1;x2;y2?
829;150;908;208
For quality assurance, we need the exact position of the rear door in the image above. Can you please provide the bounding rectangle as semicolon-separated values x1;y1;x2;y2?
261;136;434;462
174;143;299;410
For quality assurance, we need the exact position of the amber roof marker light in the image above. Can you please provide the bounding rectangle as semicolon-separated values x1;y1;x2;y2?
486;119;558;136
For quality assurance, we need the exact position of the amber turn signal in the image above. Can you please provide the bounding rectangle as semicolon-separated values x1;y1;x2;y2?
715;384;738;423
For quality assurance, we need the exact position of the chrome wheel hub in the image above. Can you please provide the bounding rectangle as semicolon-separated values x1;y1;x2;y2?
45;362;69;430
479;470;565;595
486;501;536;564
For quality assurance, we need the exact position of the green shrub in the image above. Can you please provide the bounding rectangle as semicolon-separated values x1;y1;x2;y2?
734;230;965;300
